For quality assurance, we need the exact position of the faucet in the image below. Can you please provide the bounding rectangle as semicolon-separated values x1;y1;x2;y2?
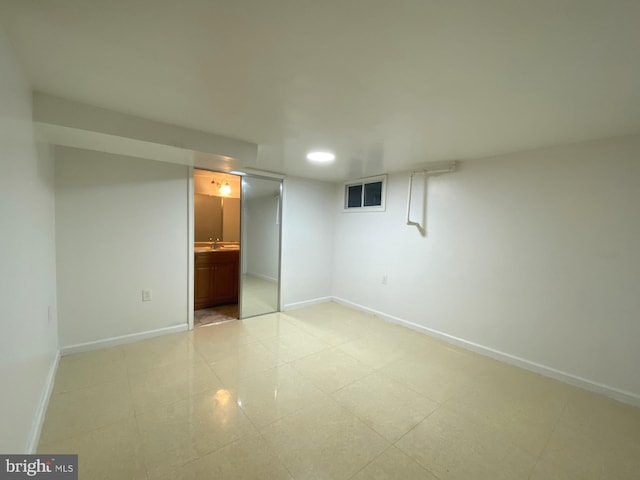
213;238;220;250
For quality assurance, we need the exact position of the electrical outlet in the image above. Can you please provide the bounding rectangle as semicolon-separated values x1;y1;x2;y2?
142;289;152;302
382;275;388;285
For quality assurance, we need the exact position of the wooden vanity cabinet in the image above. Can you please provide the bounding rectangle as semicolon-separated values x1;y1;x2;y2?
194;250;239;310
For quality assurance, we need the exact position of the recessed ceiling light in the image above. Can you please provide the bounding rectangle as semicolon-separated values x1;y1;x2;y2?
306;151;335;163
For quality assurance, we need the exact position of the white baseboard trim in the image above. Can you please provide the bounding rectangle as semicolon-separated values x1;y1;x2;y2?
28;350;60;453
60;324;189;356
332;297;640;407
245;272;278;283
283;296;332;311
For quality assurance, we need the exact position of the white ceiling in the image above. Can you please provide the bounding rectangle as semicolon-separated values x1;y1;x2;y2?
2;0;640;181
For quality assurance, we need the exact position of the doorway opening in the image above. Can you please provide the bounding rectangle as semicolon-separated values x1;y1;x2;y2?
193;169;241;327
189;169;283;328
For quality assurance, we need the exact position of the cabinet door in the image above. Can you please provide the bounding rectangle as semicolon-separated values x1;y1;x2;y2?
232;260;239;299
212;262;236;304
194;264;212;308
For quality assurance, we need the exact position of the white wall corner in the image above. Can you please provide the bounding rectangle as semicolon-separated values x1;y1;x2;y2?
332;297;640;408
27;351;60;453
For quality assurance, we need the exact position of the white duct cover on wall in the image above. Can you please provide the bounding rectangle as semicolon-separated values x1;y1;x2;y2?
406;162;456;235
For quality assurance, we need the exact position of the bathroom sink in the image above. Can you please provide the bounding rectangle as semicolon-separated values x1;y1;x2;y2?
194;245;239;252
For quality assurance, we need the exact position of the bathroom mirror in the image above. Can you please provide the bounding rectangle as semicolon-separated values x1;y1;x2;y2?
240;175;282;318
194;170;241;242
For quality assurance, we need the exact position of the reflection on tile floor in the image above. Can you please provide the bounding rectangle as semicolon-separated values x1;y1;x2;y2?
241;274;278;318
39;302;640;479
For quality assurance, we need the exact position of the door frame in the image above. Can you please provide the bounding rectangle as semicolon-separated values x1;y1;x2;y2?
188;167;195;330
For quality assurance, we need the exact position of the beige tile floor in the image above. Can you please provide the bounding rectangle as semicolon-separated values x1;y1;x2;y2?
39;302;640;479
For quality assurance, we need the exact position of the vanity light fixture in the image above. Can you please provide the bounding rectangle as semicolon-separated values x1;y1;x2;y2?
219;182;232;196
306;151;335;163
211;178;232;196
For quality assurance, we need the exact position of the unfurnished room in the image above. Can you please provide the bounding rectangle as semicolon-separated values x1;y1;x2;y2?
1;1;639;479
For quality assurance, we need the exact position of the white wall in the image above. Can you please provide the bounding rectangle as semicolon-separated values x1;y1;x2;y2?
332;135;640;400
55;147;189;347
0;29;59;452
281;177;335;309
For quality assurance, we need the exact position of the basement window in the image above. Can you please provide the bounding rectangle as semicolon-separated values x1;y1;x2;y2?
343;175;387;212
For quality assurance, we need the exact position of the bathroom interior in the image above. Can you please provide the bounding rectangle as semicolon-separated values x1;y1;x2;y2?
193;169;281;327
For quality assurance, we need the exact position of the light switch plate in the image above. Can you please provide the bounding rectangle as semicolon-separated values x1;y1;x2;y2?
142;289;152;302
